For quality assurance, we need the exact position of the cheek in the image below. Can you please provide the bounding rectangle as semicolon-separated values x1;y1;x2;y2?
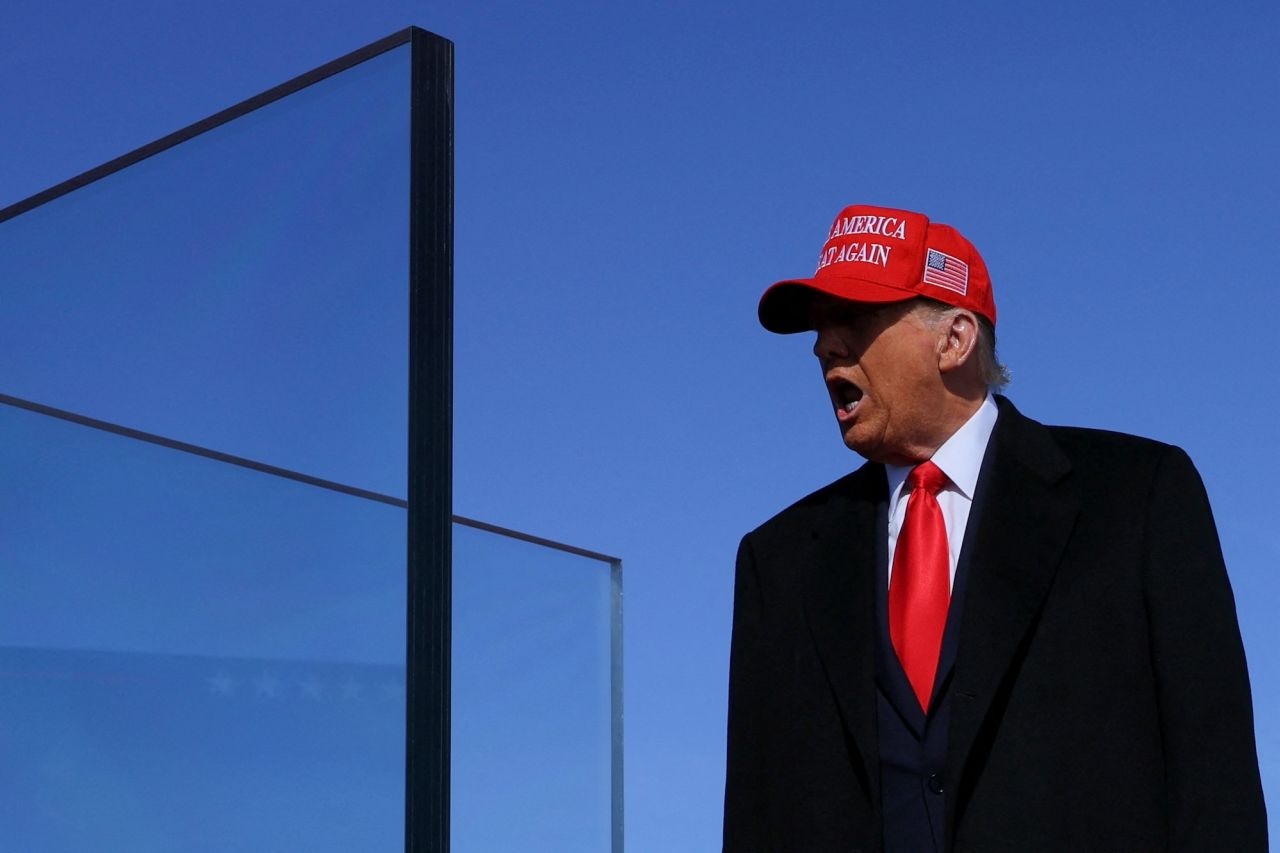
867;375;916;431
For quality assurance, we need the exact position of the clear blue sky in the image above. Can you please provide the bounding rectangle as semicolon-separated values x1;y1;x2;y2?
3;1;1277;849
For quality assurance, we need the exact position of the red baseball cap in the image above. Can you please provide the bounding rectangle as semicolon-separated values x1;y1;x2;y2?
758;204;997;333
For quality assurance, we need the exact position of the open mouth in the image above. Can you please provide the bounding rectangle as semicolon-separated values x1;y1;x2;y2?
827;377;864;418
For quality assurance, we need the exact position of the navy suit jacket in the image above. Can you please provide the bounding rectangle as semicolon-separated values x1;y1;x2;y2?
723;397;1266;852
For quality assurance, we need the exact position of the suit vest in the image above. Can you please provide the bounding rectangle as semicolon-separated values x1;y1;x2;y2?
874;497;976;853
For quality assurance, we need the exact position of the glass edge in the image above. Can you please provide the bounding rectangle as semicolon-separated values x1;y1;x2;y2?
611;559;625;853
0;27;443;224
0;394;609;561
453;515;620;566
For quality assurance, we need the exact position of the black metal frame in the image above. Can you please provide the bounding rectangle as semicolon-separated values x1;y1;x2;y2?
406;26;455;853
0;28;457;853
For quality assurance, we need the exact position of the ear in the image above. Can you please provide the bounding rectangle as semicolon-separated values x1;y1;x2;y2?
936;309;979;375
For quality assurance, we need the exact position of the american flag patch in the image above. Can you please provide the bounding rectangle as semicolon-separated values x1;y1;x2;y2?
922;248;969;295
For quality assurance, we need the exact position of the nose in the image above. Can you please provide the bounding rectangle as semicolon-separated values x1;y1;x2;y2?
812;323;849;362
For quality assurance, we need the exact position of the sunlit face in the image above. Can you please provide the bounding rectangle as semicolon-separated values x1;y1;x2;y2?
809;295;949;465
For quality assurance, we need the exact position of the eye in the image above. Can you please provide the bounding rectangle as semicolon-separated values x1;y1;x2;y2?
813;302;871;331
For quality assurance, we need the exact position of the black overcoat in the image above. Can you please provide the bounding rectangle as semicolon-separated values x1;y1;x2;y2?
723;398;1266;852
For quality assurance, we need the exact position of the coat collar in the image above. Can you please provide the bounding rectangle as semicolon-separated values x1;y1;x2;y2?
944;396;1079;839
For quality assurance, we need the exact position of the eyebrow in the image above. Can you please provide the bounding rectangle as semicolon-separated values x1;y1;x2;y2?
810;300;882;326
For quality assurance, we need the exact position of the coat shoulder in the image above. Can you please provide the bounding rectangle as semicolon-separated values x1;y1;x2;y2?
994;397;1188;480
1043;422;1187;476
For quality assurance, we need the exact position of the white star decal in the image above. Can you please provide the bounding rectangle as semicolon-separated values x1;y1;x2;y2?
254;673;280;698
207;671;234;696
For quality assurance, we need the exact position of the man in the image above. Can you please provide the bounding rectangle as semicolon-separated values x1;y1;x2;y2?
723;204;1266;852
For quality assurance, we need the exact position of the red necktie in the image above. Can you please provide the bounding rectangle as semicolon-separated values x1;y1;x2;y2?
889;460;951;712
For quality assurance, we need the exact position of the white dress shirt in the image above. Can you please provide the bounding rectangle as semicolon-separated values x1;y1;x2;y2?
884;393;999;590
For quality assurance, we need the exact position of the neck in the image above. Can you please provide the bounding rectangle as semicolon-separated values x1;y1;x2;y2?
892;389;987;466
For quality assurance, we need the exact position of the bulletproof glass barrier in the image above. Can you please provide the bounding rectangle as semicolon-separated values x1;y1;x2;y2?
0;27;620;852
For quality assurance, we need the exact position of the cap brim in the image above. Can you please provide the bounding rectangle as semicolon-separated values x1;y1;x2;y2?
758;276;919;334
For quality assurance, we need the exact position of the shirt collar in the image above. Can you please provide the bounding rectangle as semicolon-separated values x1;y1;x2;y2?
885;392;999;505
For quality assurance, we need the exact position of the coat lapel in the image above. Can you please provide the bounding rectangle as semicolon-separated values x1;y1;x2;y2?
801;465;884;804
945;399;1079;834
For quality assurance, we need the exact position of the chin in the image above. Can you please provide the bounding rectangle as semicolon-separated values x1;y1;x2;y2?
841;429;899;464
840;430;877;460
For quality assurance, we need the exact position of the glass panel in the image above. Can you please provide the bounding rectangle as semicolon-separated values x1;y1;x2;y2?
452;523;619;852
0;398;623;852
0;399;406;851
0;45;411;498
